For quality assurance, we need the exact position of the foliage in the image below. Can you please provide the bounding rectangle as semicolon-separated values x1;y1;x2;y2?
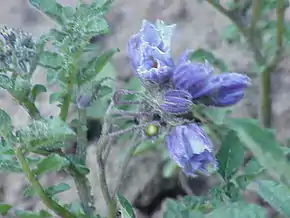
0;0;289;218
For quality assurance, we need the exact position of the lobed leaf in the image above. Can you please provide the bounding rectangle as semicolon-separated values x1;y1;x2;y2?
255;180;290;217
205;202;266;218
15;210;52;218
24;182;70;197
225;118;290;184
117;193;136;218
0;204;12;215
188;48;228;72
0;109;12;137
29;0;71;24
78;48;119;85
216;130;245;181
33;154;70;175
16;118;75;149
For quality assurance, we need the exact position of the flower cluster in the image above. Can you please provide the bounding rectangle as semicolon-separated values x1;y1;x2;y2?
0;26;36;75
127;20;251;176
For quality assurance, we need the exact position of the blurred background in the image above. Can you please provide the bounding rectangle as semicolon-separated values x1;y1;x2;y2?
0;0;290;217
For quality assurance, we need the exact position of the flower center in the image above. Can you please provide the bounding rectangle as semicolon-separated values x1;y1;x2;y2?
150;56;158;68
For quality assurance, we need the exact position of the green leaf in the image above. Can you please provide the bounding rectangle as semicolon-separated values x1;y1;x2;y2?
235;159;264;190
255;180;290;217
0;73;13;90
12;77;32;101
216;130;245;181
202;107;231;125
15;210;52;218
221;24;241;43
188;48;228;72
30;84;47;101
16;118;75;149
49;92;63;104
34;154;69;175
163;161;178;178
117;193;136;218
0;204;12;215
29;0;68;24
0;155;22;172
67;155;90;175
133;140;157;156
225;118;290;184
78;48;119;85
0;109;12;137
46;69;60;84
163;199;204;218
24;182;70;197
205;202;266;218
38;51;64;69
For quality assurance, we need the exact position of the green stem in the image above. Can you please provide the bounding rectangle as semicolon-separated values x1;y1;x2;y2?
75;106;95;216
276;0;285;52
60;79;73;121
22;100;41;120
250;0;261;42
15;147;76;218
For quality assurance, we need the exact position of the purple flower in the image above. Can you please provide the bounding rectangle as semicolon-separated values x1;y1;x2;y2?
193;73;251;106
165;123;217;176
127;20;175;84
76;94;92;109
172;57;213;96
160;89;193;114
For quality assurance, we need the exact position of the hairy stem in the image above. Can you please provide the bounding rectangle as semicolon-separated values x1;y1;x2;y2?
276;0;285;52
22;100;41;120
15;147;76;218
74;107;95;216
60;78;73;121
96;100;118;218
250;0;261;42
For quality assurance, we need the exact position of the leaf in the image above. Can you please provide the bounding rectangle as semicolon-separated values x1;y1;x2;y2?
235;159;264;190
30;84;47;101
34;154;70;175
163;199;204;218
117;193;136;218
225;118;290;184
38;51;64;69
0;204;12;215
163;160;178;178
221;24;241;44
188;49;228;72
15;210;52;218
49;92;63;104
0;109;12;137
24;182;70;197
216;130;245;181
29;0;68;24
16;118;75;149
0;155;22;172
0;73;13;90
205;202;266;218
46;69;60;84
78;48;119;85
12;77;32;101
133;140;157;156
202;107;231;125
255;180;290;217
